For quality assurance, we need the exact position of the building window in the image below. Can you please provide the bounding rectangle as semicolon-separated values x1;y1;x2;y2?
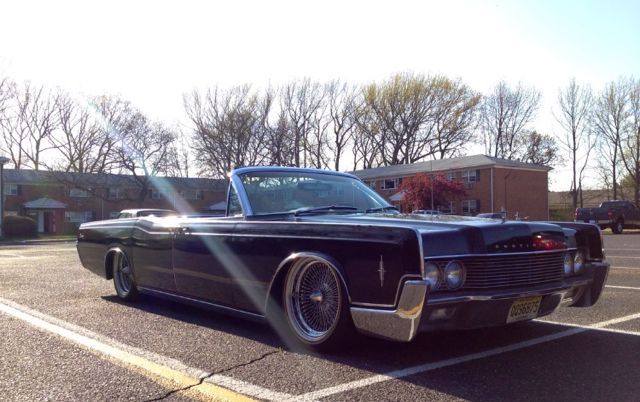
446;172;456;181
5;184;18;195
462;200;479;215
449;200;456;214
108;211;120;219
381;179;397;190
462;170;477;183
109;188;125;199
70;188;89;198
462;170;478;189
364;181;376;189
180;189;204;200
65;211;94;223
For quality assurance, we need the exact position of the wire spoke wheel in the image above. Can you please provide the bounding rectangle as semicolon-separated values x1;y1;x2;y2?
285;258;342;344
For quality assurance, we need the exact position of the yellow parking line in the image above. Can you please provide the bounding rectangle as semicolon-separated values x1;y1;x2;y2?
0;301;255;402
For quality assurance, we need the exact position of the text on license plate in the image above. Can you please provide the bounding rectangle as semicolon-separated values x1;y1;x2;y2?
507;296;542;323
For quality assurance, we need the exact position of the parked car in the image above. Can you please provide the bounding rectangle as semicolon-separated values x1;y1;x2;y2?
574;200;640;234
77;167;609;351
412;209;442;216
476;212;504;219
117;209;176;219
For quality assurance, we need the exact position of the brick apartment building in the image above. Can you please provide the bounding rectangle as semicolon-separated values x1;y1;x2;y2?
2;169;227;235
352;154;551;220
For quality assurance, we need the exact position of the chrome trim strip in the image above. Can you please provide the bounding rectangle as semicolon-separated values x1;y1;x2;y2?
424;249;577;260
350;280;427;342
351;301;395;308
191;232;399;244
425;279;591;305
138;287;264;319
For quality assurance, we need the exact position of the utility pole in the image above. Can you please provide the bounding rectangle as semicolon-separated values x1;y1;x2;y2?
430;160;434;211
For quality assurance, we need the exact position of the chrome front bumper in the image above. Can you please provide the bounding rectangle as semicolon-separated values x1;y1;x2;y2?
350;261;610;342
350;280;427;342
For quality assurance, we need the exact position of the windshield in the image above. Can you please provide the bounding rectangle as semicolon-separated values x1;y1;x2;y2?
239;171;391;215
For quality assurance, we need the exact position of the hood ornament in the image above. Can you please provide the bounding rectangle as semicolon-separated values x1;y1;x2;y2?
378;255;386;287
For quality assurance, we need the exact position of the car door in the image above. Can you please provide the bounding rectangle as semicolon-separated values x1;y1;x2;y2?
172;219;244;308
130;218;176;291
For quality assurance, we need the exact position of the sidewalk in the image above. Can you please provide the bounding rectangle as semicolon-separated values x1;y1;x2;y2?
0;235;76;246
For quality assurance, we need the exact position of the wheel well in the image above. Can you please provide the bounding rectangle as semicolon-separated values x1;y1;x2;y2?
265;261;291;316
104;249;119;280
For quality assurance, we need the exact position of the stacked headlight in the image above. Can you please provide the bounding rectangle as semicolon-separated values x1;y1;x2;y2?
424;262;441;290
563;252;574;276
574;250;585;274
444;260;466;289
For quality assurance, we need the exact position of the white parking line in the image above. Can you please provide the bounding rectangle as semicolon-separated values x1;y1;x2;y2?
0;297;292;402
607;255;640;259
607;285;640;291
291;312;640;401
538;319;640;336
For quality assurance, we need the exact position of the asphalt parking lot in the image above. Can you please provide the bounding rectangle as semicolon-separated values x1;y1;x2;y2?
1;235;639;401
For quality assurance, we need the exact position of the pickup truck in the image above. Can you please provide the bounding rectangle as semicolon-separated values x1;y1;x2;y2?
575;200;640;234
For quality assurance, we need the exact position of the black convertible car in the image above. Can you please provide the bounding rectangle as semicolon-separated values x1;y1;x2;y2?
77;167;609;350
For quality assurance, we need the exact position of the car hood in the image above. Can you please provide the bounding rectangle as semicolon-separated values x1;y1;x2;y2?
296;213;568;256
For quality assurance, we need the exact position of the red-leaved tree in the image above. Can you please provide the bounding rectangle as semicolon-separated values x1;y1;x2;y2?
399;173;466;212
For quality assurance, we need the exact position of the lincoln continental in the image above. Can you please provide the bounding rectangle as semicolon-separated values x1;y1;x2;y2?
77;167;610;350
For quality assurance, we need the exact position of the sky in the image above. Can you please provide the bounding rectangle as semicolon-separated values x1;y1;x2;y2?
1;0;639;191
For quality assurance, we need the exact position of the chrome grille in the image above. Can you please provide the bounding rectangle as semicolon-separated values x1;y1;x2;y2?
428;251;565;290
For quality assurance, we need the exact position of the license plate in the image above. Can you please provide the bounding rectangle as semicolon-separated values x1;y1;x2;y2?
507;296;542;323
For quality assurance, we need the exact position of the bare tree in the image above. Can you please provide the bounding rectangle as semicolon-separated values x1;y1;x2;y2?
116;112;177;204
49;92;119;173
265;109;296;166
556;79;594;208
592;78;631;200
185;85;271;178
0;81;29;169
620;78;640;206
326;80;358;171
355;73;443;166
351;100;383;171
16;83;59;170
163;128;192;178
0;77;13;117
429;78;481;159
516;131;559;166
281;79;326;167
0;78;26;168
481;81;541;159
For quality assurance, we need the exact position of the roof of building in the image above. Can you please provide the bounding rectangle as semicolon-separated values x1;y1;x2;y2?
23;197;67;209
351;154;552;180
3;169;227;190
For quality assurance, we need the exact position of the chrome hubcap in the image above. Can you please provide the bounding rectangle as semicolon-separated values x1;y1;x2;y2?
310;290;323;303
